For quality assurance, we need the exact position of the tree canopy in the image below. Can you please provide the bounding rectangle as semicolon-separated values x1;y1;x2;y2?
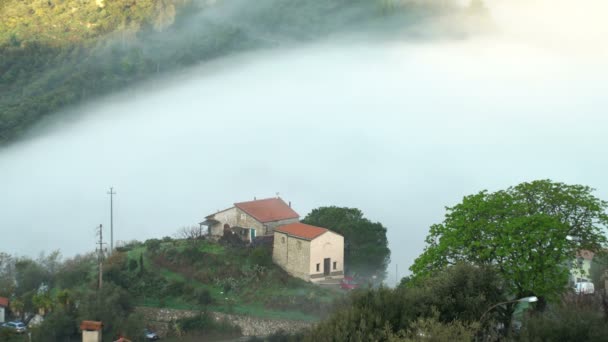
410;180;608;301
302;206;390;279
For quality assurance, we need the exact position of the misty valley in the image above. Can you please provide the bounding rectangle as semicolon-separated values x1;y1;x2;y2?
1;0;608;341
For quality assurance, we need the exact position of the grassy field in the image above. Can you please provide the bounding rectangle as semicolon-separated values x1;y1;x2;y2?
123;238;343;322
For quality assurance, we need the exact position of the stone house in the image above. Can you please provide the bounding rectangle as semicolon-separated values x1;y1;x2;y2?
200;197;299;243
273;222;344;283
0;297;7;323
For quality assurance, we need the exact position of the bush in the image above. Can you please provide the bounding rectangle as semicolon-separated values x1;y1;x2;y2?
219;231;246;248
250;246;273;267
193;288;213;306
175;312;241;335
307;263;504;341
517;301;608;342
145;239;162;253
163;280;187;297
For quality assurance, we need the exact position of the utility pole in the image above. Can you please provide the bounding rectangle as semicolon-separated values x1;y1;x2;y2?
107;187;116;253
396;263;399;285
96;224;106;290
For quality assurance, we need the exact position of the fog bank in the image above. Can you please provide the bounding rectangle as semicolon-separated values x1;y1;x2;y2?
1;0;607;284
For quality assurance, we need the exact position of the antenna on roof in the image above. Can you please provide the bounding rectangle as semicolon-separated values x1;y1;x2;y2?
276;192;280;198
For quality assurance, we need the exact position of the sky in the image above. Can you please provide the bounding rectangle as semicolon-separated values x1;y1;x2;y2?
0;0;607;285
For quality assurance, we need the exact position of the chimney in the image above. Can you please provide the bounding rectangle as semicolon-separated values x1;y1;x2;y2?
254;196;256;200
289;201;291;208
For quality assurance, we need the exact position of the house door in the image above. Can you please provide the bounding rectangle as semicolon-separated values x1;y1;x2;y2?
324;258;331;276
250;228;256;241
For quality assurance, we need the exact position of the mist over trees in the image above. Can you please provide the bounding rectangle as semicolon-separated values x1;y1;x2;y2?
0;0;486;144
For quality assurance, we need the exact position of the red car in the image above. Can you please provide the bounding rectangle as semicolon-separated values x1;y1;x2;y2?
340;276;359;290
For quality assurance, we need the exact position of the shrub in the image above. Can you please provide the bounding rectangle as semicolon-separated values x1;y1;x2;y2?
145;239;162;253
193;288;213;306
175;312;241;335
250;246;273;267
128;258;138;271
163;280;186;297
517;301;608;342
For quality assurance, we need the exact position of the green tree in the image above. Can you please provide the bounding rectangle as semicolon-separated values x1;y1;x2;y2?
302;206;390;279
31;307;79;342
410;180;608;304
589;252;608;292
76;282;137;338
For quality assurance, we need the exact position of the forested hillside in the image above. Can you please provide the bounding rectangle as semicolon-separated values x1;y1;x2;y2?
0;0;476;144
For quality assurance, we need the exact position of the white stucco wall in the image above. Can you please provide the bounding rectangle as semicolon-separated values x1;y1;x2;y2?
309;231;344;282
82;330;102;342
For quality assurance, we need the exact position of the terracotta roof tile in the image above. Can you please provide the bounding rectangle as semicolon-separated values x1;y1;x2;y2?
80;321;103;331
234;198;299;223
275;222;328;240
0;297;8;307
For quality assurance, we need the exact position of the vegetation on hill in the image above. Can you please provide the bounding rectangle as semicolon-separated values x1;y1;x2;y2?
119;236;341;320
0;0;482;145
0;235;343;341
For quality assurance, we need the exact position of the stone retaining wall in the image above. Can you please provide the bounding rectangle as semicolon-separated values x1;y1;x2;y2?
135;307;313;337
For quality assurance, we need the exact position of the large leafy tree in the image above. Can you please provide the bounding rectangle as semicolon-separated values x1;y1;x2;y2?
410;180;608;302
302;206;390;279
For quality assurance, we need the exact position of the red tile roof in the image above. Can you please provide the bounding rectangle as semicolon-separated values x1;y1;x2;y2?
0;297;8;307
80;321;103;331
275;222;328;240
235;198;299;223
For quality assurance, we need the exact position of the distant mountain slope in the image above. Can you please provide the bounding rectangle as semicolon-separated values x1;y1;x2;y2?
0;0;476;145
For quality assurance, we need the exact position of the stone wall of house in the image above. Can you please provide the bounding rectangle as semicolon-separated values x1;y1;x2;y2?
263;217;300;235
309;231;344;282
272;232;311;282
208;207;266;239
234;208;266;236
207;207;298;240
208;207;237;237
135;307;312;337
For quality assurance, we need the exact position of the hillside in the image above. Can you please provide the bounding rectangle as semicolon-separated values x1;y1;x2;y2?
0;0;475;145
113;237;342;321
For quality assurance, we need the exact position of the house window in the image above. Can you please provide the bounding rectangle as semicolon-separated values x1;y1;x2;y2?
316;263;320;272
333;261;337;270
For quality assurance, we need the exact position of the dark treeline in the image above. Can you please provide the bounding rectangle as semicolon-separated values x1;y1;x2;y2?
0;0;483;145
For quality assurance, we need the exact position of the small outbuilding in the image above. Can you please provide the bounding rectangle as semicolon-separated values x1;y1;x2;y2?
81;320;103;342
273;222;344;283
